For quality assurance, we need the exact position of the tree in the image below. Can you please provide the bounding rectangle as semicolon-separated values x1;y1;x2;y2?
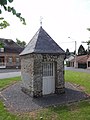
0;41;4;48
0;17;10;29
0;0;26;29
87;28;90;53
78;45;86;55
73;50;76;55
66;48;70;57
87;28;90;31
82;28;90;54
16;38;26;48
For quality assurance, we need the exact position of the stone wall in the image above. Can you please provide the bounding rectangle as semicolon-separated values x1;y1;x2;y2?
55;55;65;94
21;53;65;97
21;54;34;96
33;54;43;97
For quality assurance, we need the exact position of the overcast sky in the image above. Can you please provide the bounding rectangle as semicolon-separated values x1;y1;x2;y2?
0;0;90;52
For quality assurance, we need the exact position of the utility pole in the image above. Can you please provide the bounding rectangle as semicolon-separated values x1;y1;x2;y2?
68;37;77;68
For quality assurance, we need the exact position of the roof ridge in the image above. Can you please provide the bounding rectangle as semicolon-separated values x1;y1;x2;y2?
20;27;41;55
33;27;41;52
0;38;23;53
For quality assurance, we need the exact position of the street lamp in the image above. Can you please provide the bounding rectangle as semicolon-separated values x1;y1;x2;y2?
68;37;77;68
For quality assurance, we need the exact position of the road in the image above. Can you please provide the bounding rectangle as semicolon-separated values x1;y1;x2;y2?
0;69;21;79
0;67;90;79
65;66;90;73
0;69;20;73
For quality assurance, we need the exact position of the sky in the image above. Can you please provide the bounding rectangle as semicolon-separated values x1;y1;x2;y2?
0;0;90;52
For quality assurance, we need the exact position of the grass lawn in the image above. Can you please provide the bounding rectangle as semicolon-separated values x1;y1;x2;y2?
0;101;19;120
65;70;90;94
0;76;21;91
0;71;90;120
0;99;90;120
31;100;90;120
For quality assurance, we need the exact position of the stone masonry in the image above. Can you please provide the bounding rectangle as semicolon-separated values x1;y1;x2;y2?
21;53;65;97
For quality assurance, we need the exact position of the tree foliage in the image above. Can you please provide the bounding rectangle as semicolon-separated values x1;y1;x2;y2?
66;48;70;57
78;45;86;55
87;28;90;31
0;0;26;29
0;17;10;29
0;41;4;48
16;38;26;48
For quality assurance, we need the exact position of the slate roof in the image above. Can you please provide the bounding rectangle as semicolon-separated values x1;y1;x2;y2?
20;27;65;55
0;38;23;53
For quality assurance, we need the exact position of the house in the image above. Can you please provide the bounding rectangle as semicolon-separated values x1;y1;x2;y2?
87;56;90;69
70;55;88;69
65;54;75;67
0;38;23;68
20;26;65;97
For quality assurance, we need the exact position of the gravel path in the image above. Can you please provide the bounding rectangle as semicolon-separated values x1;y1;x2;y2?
0;82;88;113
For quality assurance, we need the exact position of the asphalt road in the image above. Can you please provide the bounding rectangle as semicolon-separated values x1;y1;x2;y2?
65;66;90;73
0;69;20;73
0;67;90;79
0;69;21;79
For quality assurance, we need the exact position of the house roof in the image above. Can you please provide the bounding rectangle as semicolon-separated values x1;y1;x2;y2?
66;55;75;61
20;27;65;56
71;55;88;63
66;54;75;59
0;38;23;53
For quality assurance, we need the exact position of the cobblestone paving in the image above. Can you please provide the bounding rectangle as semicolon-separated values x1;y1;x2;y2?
0;82;88;113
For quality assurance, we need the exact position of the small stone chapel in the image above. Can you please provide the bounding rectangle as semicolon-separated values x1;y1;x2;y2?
20;26;65;97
